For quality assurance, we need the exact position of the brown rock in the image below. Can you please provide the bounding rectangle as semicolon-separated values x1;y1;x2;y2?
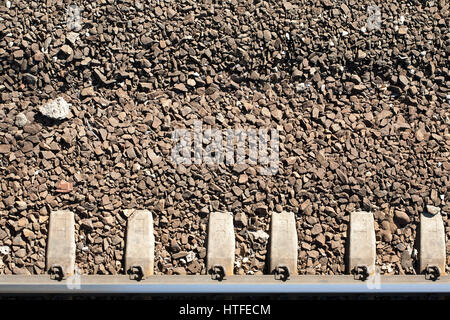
56;181;73;193
394;210;410;226
234;212;248;227
0;144;10;153
174;83;187;92
173;267;187;275
311;224;323;235
81;87;95;97
60;45;73;56
398;26;408;35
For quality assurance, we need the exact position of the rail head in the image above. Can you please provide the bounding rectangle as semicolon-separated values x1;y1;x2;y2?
1;275;450;294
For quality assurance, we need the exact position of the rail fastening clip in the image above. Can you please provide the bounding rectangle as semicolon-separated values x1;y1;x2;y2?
353;265;370;281
210;265;226;281
274;265;290;281
49;265;66;281
425;265;441;281
128;265;145;281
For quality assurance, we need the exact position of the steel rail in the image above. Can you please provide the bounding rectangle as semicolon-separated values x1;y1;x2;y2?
1;275;450;294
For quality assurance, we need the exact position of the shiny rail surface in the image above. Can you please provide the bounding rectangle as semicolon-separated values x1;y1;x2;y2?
1;275;450;294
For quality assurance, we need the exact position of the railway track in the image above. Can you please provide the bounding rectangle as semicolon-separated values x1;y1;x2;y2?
0;0;448;299
0;209;447;294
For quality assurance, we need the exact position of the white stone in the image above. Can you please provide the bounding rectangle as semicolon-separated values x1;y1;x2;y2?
39;97;71;120
186;251;195;263
15;113;28;127
0;246;10;255
248;229;270;242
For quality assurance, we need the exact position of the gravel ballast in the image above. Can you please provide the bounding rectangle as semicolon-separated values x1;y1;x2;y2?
0;0;448;276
